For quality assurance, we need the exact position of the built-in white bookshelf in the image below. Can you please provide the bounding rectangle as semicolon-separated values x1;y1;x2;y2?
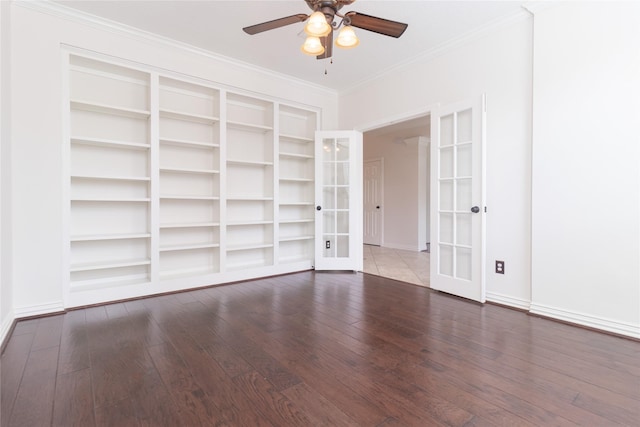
278;105;317;264
158;77;221;278
68;55;151;291
225;93;275;271
66;53;319;302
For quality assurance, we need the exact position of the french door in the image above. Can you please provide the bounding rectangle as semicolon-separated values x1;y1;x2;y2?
315;131;363;271
430;96;486;302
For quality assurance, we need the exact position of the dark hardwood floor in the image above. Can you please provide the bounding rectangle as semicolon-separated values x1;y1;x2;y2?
2;271;639;426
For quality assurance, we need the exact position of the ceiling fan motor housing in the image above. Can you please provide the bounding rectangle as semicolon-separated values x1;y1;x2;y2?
305;0;356;17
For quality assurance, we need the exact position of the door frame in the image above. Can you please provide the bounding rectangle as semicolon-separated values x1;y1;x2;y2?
363;158;384;246
357;108;436;257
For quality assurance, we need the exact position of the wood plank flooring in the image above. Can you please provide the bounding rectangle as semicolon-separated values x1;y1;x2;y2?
2;271;639;426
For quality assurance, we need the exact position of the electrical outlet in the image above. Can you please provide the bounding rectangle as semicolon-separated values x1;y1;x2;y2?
326;240;330;249
495;260;505;274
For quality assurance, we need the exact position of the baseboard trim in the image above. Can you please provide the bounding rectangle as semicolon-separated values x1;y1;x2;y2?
0;311;16;352
486;291;531;311
380;243;421;252
13;301;65;319
529;302;640;340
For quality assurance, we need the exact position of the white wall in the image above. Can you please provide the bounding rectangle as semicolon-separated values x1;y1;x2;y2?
416;137;429;251
342;15;534;309
1;0;14;344
6;3;338;319
530;3;640;337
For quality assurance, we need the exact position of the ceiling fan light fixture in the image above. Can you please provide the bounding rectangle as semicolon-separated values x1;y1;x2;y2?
301;35;325;55
304;11;331;37
335;25;359;49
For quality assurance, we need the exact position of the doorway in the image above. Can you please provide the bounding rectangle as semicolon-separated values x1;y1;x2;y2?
362;115;431;287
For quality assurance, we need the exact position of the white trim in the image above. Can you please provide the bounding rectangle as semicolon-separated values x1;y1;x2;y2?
486;291;531;311
381;243;422;252
0;309;14;346
14;301;65;319
529;302;640;340
17;0;337;97
521;2;557;15
356;106;435;134
61;49;72;308
342;9;531;96
149;72;160;285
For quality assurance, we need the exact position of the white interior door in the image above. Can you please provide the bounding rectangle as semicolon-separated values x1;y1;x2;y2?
430;96;486;302
315;131;363;271
363;159;383;246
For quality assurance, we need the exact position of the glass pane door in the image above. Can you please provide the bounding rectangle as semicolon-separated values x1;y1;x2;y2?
430;96;485;302
315;131;362;271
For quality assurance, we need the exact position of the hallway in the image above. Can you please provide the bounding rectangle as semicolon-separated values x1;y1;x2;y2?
362;245;430;287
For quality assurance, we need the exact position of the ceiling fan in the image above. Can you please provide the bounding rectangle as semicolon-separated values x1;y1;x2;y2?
243;0;408;59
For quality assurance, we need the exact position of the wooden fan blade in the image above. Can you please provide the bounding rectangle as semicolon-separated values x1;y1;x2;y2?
346;12;408;38
243;14;308;35
316;30;333;60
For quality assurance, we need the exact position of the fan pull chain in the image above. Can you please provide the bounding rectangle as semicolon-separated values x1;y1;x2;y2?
324;58;333;76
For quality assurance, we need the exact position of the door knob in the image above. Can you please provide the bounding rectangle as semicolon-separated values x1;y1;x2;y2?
471;206;480;213
316;206;322;211
376;206;380;209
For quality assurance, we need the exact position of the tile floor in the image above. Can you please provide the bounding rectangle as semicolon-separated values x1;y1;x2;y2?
362;245;430;287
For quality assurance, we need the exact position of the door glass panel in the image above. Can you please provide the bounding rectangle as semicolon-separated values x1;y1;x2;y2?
323;187;335;209
440;147;454;178
322;139;334;161
337;187;349;209
456;178;472;211
440;114;454;146
457;109;472;143
323;162;335;185
336;163;349;185
456;213;472;246
337;211;349;234
456;144;472;177
336;138;350;161
439;213;453;244
439;180;453;211
337;235;349;257
456;247;472;280
323;212;335;233
439;245;453;276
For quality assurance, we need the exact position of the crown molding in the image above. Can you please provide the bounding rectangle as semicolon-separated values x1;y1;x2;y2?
341;7;532;96
521;1;558;15
14;0;338;97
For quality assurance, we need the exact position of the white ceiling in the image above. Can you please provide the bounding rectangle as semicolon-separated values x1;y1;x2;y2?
55;0;525;92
